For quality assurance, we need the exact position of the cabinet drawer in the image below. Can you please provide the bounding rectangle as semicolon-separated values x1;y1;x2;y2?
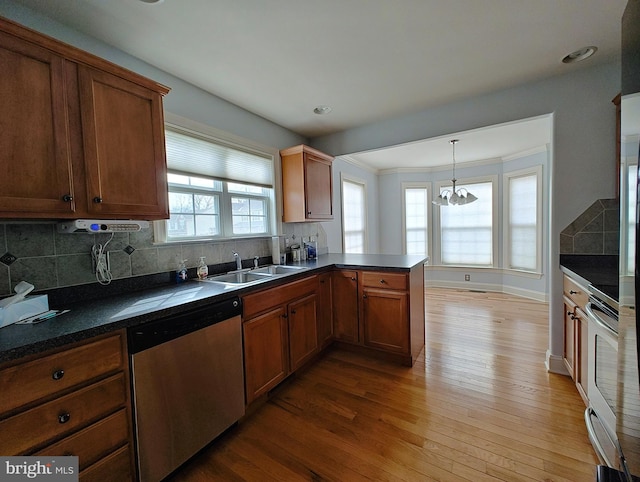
0;333;125;415
34;409;130;471
563;276;589;309
361;272;407;291
0;373;127;455
80;444;133;482
243;275;318;319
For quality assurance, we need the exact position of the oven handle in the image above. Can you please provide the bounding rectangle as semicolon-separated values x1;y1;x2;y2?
585;407;617;468
585;303;618;339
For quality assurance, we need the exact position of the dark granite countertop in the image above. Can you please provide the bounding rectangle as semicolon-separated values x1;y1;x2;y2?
560;254;619;301
0;254;428;363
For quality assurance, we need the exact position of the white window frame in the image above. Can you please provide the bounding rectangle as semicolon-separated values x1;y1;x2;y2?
341;174;368;254
433;175;498;267
502;166;543;274
154;113;280;243
401;182;432;256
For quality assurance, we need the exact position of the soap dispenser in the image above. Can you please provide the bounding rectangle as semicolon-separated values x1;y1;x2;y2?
197;257;208;280
176;260;188;283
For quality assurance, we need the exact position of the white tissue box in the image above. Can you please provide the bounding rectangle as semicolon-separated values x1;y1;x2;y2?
0;295;49;328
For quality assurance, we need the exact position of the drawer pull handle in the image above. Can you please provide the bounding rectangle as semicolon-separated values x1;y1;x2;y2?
379;279;386;284
569;290;578;295
52;369;65;381
58;413;71;424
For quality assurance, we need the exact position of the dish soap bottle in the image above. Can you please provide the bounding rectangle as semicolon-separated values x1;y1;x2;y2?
176;259;188;283
197;256;208;280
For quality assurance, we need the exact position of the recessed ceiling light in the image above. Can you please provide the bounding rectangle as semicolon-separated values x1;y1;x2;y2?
562;46;598;64
139;0;164;4
313;106;332;115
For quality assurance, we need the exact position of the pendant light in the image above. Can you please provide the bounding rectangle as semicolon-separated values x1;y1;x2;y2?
432;139;478;206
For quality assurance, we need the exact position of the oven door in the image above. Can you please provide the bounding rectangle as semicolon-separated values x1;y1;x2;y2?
586;301;619;465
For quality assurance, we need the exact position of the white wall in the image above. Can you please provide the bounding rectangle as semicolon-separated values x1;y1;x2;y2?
325;158;380;253
312;63;620;372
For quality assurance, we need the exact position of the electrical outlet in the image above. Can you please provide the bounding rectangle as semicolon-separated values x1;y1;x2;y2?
464;274;470;281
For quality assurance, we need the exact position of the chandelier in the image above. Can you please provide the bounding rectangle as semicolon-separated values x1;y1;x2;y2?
432;139;478;206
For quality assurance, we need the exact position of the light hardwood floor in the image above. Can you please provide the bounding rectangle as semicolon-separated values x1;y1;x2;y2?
168;288;598;481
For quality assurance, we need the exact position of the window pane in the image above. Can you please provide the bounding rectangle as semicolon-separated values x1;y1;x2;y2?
168;214;195;238
404;188;428;255
169;192;194;213
194;194;218;214
231;196;268;235
342;180;366;254
195;215;219;236
440;181;492;265
509;174;537;270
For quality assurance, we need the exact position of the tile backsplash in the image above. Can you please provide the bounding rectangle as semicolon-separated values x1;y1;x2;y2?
0;222;328;296
560;198;619;255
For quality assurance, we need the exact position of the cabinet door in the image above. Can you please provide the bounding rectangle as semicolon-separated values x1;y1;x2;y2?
317;272;333;347
362;288;409;354
332;271;359;343
78;66;169;219
0;31;75;216
243;307;288;404
288;294;318;372
563;297;577;379
304;153;333;220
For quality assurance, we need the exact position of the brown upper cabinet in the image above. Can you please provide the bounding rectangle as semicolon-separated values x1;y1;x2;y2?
0;16;170;220
280;145;334;222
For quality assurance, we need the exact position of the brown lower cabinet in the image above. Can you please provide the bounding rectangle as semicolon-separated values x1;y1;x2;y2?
0;331;135;481
242;265;426;406
332;268;424;366
331;270;359;343
242;276;319;404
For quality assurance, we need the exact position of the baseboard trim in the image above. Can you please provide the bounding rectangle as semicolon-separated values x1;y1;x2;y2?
546;350;570;375
425;280;546;302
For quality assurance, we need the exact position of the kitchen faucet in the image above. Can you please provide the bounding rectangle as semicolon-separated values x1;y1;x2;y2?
253;256;259;269
233;251;242;270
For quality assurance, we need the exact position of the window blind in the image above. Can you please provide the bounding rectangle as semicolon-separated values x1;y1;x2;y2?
508;174;537;271
165;127;274;187
441;181;493;265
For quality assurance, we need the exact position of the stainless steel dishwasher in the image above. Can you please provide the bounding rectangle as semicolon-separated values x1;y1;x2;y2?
128;296;244;482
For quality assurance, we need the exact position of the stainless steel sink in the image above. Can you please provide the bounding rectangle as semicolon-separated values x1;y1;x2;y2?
201;264;308;286
252;265;308;275
204;271;273;285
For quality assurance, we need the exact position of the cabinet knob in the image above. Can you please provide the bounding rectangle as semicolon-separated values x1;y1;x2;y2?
93;196;103;203
363;294;368;299
379;279;386;284
291;309;297;315
351;277;356;281
569;290;578;295
52;369;65;381
58;413;71;424
307;211;312;215
62;194;73;202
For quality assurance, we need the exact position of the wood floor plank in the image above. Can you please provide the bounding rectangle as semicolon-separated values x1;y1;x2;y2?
169;288;598;481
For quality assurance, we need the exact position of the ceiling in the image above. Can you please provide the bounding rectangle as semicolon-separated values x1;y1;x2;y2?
15;0;625;168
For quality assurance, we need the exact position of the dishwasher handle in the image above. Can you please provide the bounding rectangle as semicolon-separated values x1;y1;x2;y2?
128;296;242;354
